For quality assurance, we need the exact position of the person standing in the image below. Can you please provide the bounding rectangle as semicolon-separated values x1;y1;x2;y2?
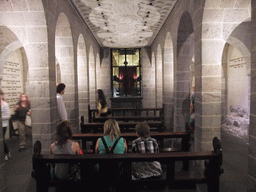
56;83;67;121
0;90;11;160
14;93;31;152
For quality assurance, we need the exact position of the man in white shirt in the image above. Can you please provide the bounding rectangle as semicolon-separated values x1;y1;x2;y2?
56;83;68;121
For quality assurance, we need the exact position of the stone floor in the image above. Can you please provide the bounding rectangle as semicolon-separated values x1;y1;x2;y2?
4;129;252;192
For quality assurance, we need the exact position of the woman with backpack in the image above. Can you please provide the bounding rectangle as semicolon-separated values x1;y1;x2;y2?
95;119;127;154
95;119;127;191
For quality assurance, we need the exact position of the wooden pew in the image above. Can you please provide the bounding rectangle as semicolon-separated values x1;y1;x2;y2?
81;116;164;133
32;137;223;192
88;104;164;126
72;131;190;154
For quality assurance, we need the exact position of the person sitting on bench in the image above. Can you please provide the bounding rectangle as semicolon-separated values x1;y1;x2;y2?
95;119;127;154
50;121;82;179
132;122;162;180
97;89;110;117
95;119;127;191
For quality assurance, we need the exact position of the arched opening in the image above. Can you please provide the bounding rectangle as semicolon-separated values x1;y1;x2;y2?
55;13;77;131
0;28;30;147
222;41;250;141
174;11;194;132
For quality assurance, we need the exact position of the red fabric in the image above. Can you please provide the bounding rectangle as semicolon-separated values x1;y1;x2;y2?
79;149;83;154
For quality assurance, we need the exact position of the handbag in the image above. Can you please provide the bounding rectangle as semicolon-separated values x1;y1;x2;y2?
25;115;31;127
11;111;18;121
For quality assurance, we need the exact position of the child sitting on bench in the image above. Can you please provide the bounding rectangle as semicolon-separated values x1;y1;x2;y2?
132;122;162;180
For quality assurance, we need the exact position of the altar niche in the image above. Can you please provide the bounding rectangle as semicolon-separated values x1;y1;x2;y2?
111;48;142;98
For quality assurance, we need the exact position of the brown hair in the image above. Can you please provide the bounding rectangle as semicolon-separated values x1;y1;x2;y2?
135;122;150;138
103;119;120;141
19;93;30;107
57;83;66;94
0;90;4;101
56;121;72;146
97;89;107;108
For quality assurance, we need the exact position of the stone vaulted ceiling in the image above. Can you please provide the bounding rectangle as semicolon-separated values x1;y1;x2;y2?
71;0;177;48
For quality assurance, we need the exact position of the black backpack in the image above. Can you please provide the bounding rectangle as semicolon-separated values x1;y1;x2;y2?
101;137;120;154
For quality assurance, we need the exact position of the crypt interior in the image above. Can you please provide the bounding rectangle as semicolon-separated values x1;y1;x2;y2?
0;0;255;191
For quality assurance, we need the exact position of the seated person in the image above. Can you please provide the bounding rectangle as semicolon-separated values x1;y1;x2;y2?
97;89;109;117
95;119;127;190
50;121;81;179
132;122;162;180
95;119;127;154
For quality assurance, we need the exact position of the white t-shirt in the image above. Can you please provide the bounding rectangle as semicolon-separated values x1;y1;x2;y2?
56;93;67;120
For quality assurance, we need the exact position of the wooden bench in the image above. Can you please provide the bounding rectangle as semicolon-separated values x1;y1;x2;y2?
32;137;223;192
81;116;164;133
72;130;190;154
88;105;164;130
88;104;164;121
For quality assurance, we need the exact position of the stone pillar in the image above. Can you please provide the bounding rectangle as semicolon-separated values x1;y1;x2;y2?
156;45;163;108
77;37;88;123
96;49;111;106
25;42;55;154
194;37;223;151
248;0;256;188
89;47;96;108
141;48;155;108
163;36;174;131
0;77;7;192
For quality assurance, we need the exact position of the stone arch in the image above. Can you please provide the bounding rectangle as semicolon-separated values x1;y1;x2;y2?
174;11;194;132
89;45;96;108
0;0;50;164
0;38;28;106
163;32;174;131
156;44;163;108
197;0;251;151
55;13;77;130
77;34;88;123
221;20;251;142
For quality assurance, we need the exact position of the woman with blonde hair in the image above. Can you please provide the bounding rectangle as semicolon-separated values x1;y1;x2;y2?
95;119;127;154
14;93;31;152
95;119;127;191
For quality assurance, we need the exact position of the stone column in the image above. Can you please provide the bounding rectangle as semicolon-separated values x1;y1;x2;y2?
156;45;163;108
0;76;7;191
89;47;96;108
194;32;223;151
248;0;256;188
25;43;54;154
141;48;155;108
163;36;174;131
